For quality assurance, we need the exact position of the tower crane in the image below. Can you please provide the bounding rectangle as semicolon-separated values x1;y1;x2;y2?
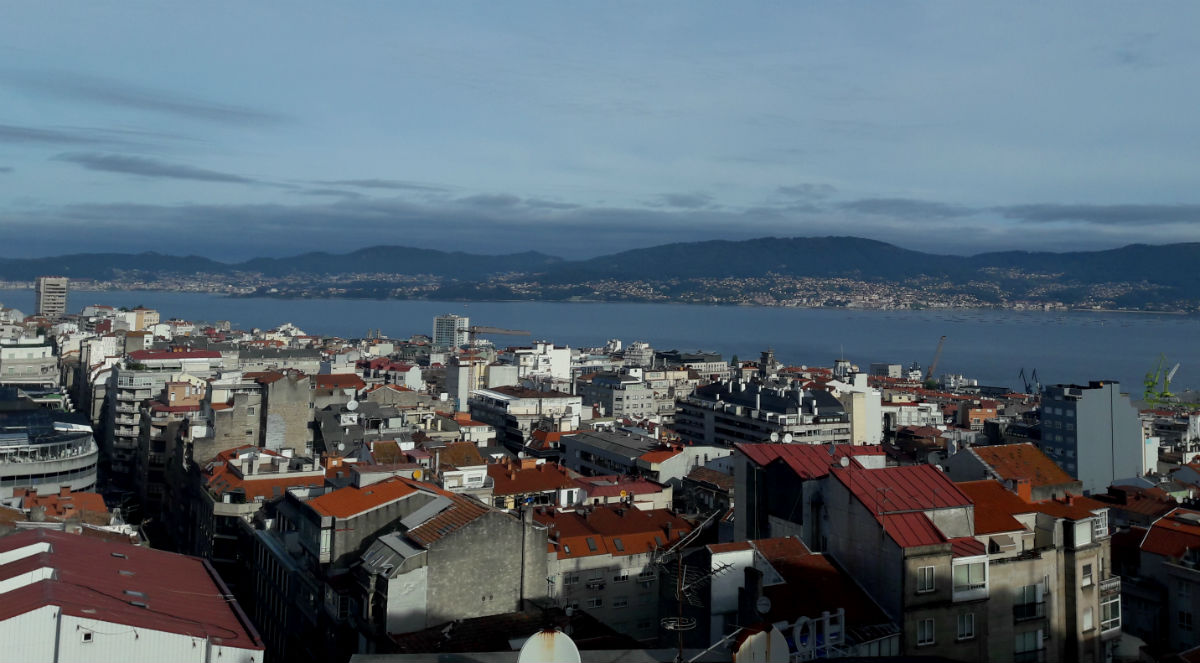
1163;363;1181;400
924;335;947;381
457;325;531;347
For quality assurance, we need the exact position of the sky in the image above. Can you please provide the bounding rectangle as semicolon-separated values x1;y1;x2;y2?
2;2;1199;261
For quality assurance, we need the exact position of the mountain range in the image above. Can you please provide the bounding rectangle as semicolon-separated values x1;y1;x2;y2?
1;236;1197;300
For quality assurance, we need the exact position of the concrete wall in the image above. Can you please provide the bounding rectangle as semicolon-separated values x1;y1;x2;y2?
262;374;313;455
423;510;548;628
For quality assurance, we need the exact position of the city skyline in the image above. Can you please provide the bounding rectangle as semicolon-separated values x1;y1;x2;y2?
3;4;1200;259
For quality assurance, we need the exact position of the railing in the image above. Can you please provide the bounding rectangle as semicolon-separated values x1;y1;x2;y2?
1014;602;1046;621
1100;576;1121;596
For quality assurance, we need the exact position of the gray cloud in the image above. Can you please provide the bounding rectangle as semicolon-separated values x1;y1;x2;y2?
996;203;1200;226
293;187;366;199
2;70;287;126
839;197;975;219
0;123;113;146
654;193;714;209
54;152;257;184
777;183;837;200
318;178;448;192
458;193;522;209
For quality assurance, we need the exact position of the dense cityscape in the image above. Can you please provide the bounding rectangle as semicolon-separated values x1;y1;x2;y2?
2;277;1199;662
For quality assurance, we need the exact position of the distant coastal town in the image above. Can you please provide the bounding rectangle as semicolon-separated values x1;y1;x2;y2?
1;276;1198;662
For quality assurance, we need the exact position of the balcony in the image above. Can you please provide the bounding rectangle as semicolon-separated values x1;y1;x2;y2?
1099;575;1121;597
1014;602;1046;622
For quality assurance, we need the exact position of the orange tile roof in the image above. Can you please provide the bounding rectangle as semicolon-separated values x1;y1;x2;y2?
315;374;366;390
437;442;486;468
1142;508;1200;558
307;477;419;518
956;480;1031;534
487;462;577;496
533;506;693;559
972;443;1076;487
14;489;108;521
405;492;491;548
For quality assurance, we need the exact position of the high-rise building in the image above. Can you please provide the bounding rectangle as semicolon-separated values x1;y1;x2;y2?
433;313;468;349
34;276;68;318
1040;381;1152;494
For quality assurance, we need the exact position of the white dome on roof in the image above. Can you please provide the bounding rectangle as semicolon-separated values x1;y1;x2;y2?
516;628;580;663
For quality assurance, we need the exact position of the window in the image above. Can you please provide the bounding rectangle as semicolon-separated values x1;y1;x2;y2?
586;597;603;608
1180;582;1193;601
563;572;579;585
1082;564;1093;587
613;596;628;608
1083;607;1094;631
918;566;936;593
1092;511;1108;539
614;570;629;583
953;563;986;591
81;631;93;644
917;618;935;646
1015;630;1042;657
1181;611;1195;632
956;613;975;640
586;537;598;552
1102;598;1121;631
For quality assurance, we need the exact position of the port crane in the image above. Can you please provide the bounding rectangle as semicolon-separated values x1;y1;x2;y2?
924;335;947;381
1144;353;1183;404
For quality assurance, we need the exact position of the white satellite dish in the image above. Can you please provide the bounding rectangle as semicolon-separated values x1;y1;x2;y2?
839;456;851;468
516;629;581;663
346;400;359;411
782;433;793;444
755;596;772;614
337;442;346;451
769;432;780;443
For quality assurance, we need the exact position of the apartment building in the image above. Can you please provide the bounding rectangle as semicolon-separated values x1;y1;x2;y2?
468;385;582;455
674;380;852;447
577;372;657;421
0;528;263;663
1040;382;1152;493
0;337;58;389
33;275;68;318
534;504;693;642
947;442;1084;500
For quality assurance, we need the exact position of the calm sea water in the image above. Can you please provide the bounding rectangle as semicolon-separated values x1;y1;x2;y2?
3;288;1198;394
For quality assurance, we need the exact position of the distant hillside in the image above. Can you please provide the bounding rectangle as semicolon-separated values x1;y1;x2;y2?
0;247;564;281
2;238;1198;303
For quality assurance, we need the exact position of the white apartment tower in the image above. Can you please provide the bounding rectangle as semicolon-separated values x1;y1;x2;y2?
433;313;469;350
34;276;68;318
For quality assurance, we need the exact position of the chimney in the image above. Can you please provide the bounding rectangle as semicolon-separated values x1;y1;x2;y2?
1015;478;1033;502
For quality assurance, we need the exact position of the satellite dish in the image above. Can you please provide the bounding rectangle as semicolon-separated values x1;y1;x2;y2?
782;433;793;444
734;626;790;663
792;617;813;656
839;456;851;468
517;629;581;663
337;442;346;451
346;400;359;411
769;432;780;443
619;490;628;498
412;469;423;480
755;596;772;614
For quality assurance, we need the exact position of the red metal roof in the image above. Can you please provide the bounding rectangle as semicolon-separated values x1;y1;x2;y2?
833;464;972;513
736;443;886;479
950;536;986;557
0;529;262;650
880;512;946;548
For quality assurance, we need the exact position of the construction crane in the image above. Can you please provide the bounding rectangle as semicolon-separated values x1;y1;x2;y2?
1019;368;1032;394
924;335;947;381
457;325;531;347
1163;363;1181;400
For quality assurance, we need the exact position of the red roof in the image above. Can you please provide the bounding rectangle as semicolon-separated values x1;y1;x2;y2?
533;506;693;559
13;488;108;521
880;512;946;548
736;443;886;479
1142;508;1200;558
573;475;665;498
971;443;1077;487
639;448;682;464
950;536;986;557
956;480;1031;534
307;477;419;518
0;529;262;650
488;462;577;496
315;374;366;390
833;464;972;513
